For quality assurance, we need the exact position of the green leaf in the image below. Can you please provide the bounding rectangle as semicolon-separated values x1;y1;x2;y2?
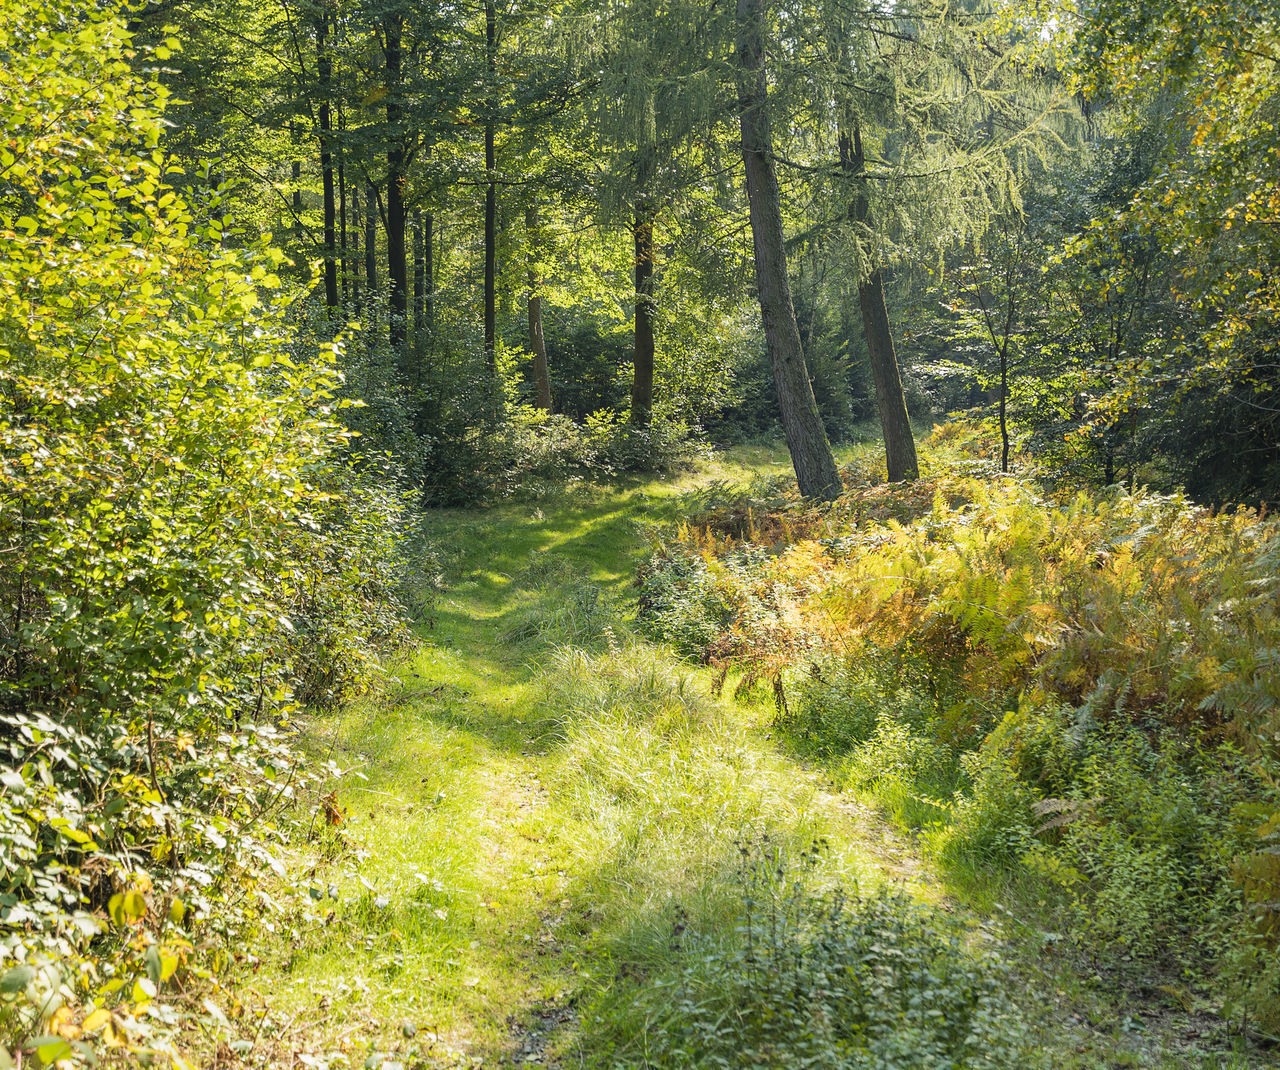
0;965;34;995
32;1037;72;1066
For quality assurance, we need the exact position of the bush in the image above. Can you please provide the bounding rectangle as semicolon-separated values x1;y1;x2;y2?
0;6;408;1063
422;401;697;504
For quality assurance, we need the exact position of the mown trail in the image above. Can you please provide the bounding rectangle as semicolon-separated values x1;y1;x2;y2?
264;454;1245;1070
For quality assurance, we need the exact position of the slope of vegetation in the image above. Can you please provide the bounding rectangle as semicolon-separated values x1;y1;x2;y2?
0;6;411;1065
639;425;1280;1034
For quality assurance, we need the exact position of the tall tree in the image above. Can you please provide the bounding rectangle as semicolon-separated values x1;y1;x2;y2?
526;203;553;410
483;0;498;371
364;179;378;294
316;7;339;311
734;0;841;500
630;195;656;423
842;119;917;481
385;5;409;357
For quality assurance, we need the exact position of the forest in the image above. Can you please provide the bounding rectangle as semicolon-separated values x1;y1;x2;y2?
2;0;1279;1064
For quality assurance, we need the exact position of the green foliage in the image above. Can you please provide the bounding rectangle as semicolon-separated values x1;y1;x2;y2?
543;320;631;419
585;839;1030;1069
0;3;409;1062
424;400;696;505
636;545;748;657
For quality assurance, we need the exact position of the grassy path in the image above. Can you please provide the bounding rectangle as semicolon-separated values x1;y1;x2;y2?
261;453;1263;1070
262;452;925;1066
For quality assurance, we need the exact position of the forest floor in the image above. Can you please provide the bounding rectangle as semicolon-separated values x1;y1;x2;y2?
252;445;1272;1070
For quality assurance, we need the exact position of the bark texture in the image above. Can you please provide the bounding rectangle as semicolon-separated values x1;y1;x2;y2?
841;122;918;482
735;0;841;501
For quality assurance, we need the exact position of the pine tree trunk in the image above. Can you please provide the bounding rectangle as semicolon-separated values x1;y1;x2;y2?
858;271;918;481
483;0;497;372
315;19;338;312
385;11;408;360
631;199;656;425
734;0;841;501
526;203;552;411
840;122;918;482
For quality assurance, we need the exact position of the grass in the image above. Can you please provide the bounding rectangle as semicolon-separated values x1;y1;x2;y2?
246;442;1277;1070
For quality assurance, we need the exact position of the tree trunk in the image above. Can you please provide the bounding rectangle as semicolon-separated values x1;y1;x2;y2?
291;151;301;238
365;180;378;294
423;211;434;329
734;0;841;501
413;208;425;338
999;343;1009;472
526;203;552;411
840;121;918;482
315;21;338;311
351;176;361;312
385;10;408;360
630;200;656;424
338;105;350;307
338;158;349;305
483;0;497;371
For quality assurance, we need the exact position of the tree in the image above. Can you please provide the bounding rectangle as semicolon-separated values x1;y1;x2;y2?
841;119;918;481
317;2;340;311
734;0;842;500
483;0;499;371
1055;0;1280;499
526;203;553;409
774;0;1065;481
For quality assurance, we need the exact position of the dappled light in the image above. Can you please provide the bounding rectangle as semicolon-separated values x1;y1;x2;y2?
4;0;1279;1063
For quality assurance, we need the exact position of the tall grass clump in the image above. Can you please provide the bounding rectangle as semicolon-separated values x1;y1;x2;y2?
541;645;822;926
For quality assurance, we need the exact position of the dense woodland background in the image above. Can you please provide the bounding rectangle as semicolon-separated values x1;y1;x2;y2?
3;0;1280;1064
121;0;1280;502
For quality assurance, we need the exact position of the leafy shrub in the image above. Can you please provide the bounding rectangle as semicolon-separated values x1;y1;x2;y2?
543;320;631;419
636;547;739;657
0;6;408;1063
423;402;697;504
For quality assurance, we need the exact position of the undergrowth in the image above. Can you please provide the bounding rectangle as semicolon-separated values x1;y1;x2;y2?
637;421;1280;1033
582;837;1031;1069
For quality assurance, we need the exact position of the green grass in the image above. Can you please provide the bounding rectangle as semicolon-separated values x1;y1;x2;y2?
251;444;1276;1070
